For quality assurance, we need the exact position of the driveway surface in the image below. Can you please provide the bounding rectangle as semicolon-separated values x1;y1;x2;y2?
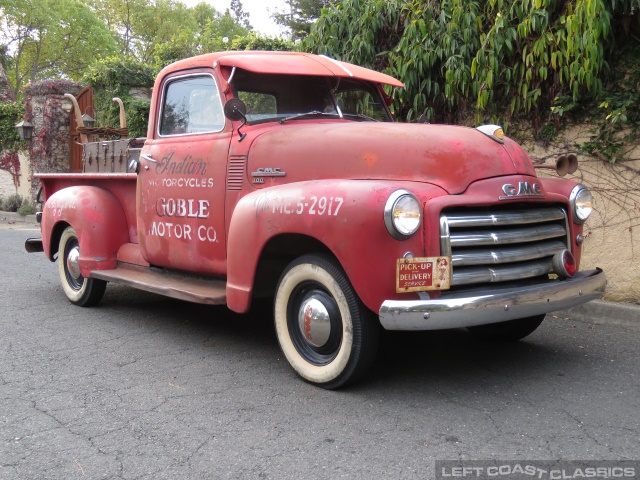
1;225;638;479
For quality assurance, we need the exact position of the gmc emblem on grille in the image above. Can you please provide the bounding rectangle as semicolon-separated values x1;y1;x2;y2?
500;182;544;200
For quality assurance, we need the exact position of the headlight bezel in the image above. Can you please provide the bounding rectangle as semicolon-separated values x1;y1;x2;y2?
384;189;422;240
570;184;593;224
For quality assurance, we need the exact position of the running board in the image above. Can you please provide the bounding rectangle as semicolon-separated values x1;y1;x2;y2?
91;263;227;305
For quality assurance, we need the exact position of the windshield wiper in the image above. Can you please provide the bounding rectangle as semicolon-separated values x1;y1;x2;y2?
341;113;380;122
279;111;339;124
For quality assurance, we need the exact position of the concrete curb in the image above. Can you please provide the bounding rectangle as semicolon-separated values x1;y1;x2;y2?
557;300;640;328
0;211;38;225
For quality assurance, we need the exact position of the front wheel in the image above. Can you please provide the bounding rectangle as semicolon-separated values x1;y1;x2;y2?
58;226;106;307
274;254;379;389
466;314;546;342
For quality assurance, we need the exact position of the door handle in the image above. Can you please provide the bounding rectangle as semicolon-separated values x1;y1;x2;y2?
140;153;157;163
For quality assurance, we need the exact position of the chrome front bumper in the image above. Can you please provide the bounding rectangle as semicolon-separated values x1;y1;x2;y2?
379;268;606;330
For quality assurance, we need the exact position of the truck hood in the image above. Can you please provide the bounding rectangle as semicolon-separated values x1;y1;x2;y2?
246;122;536;194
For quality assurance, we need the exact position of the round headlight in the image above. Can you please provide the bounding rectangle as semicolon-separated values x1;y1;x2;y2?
570;185;593;224
384;190;422;240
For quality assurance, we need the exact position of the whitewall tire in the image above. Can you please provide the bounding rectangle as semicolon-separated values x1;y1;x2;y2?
58;226;106;307
274;254;379;389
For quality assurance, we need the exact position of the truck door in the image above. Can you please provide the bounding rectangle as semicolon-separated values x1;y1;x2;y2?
137;72;231;275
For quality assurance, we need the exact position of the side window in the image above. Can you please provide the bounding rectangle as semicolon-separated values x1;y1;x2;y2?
159;75;224;136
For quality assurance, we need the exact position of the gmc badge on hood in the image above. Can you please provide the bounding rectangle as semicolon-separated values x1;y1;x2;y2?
500;182;544;200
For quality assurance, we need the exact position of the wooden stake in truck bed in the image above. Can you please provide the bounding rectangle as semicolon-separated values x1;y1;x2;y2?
26;51;606;388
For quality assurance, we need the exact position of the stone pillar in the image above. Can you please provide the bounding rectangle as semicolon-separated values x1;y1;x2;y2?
23;80;83;200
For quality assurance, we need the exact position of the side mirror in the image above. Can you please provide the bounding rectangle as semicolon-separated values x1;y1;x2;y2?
223;99;248;142
224;99;247;122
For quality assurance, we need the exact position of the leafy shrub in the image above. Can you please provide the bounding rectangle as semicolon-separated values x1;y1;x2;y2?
0;102;25;154
2;194;24;212
126;97;152;139
17;203;35;216
230;33;296;52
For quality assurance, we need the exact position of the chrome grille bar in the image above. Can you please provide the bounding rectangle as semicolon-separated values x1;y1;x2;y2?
445;207;566;227
452;240;567;266
440;207;569;287
450;224;567;247
453;259;554;285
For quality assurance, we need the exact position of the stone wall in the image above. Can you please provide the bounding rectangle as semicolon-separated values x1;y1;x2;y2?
0;171;15;199
0;153;32;200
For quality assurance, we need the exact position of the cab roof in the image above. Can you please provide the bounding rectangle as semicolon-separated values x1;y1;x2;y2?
162;51;405;88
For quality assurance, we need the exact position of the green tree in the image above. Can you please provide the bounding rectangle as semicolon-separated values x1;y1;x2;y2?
191;2;219;30
85;0;147;57
272;0;332;39
199;9;251;53
0;0;117;96
230;0;252;30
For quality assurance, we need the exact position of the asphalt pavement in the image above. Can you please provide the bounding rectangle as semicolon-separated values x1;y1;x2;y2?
1;222;639;480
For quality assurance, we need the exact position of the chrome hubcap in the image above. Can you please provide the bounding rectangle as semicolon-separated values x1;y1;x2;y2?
66;245;82;280
298;297;331;348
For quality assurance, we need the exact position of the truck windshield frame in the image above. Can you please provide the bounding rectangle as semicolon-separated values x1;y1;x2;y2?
231;69;392;125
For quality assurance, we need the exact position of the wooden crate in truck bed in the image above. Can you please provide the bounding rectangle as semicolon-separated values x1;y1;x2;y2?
82;138;145;173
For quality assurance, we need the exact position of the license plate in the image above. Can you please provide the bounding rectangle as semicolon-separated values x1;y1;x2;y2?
396;256;451;293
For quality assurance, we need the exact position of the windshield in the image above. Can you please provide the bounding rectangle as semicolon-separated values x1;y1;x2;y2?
232;69;392;124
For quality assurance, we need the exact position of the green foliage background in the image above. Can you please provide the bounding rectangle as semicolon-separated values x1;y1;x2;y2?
82;57;156;139
0;102;24;153
304;0;640;161
1;0;117;95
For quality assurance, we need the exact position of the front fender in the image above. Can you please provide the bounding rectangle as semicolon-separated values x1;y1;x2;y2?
538;176;585;266
226;180;447;313
42;186;129;276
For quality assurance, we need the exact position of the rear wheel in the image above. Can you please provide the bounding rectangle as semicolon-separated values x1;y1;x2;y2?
274;254;379;389
58;226;106;307
466;314;546;342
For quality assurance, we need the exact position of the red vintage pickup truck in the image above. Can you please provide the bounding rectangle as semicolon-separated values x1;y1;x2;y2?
26;51;606;388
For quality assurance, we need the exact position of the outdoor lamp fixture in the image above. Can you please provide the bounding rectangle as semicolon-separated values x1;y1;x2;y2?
81;113;96;128
15;120;34;140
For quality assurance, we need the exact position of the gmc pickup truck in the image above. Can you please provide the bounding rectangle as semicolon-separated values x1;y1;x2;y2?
26;51;606;388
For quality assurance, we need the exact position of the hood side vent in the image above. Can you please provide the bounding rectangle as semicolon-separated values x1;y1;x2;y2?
227;155;246;191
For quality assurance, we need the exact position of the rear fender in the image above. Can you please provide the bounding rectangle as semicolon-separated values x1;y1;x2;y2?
41;186;129;276
226;180;445;313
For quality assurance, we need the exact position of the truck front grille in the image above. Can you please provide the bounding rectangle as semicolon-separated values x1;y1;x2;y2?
439;207;570;287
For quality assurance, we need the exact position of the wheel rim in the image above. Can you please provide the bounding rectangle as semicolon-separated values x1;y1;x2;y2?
64;238;84;291
287;282;343;365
